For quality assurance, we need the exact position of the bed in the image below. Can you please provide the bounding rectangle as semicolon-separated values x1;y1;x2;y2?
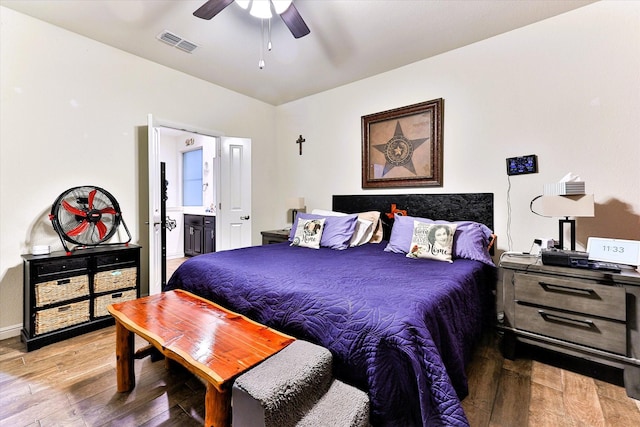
166;193;496;426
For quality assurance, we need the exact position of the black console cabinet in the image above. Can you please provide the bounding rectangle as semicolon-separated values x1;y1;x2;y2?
21;244;140;351
184;214;215;256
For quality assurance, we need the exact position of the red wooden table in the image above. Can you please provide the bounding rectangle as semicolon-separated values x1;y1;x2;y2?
108;289;295;427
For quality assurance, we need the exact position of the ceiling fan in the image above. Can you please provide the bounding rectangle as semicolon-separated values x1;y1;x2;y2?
194;0;310;39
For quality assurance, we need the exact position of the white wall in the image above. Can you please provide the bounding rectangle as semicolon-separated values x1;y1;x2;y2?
0;6;278;337
1;1;639;339
275;1;640;254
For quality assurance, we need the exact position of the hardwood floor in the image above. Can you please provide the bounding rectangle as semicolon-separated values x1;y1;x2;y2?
166;257;188;279
462;333;640;427
2;325;639;426
0;327;207;427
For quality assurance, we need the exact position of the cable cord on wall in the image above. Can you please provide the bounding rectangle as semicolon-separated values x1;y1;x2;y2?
506;175;513;251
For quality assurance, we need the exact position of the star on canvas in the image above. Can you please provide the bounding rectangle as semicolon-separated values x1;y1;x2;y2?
373;121;428;177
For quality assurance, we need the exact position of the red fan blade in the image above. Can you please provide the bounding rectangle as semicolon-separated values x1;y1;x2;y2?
67;220;90;237
96;220;108;240
88;189;96;209
99;207;117;215
62;200;86;217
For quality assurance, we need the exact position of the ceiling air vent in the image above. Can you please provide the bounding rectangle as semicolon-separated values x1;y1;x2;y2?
157;30;198;53
175;39;198;53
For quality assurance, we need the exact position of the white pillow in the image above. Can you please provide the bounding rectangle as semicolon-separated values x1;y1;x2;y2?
290;218;325;249
355;211;382;244
406;221;457;263
312;209;373;246
351;218;374;246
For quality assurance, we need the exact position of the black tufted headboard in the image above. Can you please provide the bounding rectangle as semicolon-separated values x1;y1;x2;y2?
332;193;494;241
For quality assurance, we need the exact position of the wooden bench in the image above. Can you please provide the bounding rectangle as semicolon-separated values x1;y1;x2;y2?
107;289;295;427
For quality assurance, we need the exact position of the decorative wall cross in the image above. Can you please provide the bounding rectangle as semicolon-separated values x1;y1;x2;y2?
296;135;306;155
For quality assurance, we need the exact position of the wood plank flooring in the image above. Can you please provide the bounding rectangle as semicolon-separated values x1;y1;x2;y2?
166;257;188;279
2;325;639;426
462;333;640;427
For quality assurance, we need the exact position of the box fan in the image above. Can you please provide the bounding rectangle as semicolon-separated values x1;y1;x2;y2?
49;186;131;255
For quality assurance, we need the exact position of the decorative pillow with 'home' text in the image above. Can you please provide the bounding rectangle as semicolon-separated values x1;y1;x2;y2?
290;218;326;249
406;221;457;263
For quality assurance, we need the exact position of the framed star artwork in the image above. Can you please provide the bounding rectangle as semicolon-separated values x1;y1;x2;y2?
361;98;443;188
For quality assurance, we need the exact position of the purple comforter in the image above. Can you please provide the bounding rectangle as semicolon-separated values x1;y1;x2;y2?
166;243;492;426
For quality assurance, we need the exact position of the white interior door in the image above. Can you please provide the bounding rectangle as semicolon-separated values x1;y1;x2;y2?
217;137;252;251
147;114;162;295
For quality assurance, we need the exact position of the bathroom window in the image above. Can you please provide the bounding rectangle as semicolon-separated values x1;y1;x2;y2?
183;148;203;206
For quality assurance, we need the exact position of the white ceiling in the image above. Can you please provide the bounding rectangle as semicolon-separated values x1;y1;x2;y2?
1;0;596;106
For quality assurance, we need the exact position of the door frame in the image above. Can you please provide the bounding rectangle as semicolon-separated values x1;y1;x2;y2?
147;115;224;295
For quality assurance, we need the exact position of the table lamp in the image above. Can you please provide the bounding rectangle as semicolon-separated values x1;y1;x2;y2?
287;197;306;225
541;194;594;250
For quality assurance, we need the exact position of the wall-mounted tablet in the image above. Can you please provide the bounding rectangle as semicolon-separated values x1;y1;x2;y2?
506;154;538;176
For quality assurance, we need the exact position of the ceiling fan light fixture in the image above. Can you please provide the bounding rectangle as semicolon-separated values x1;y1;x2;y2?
193;0;308;69
272;0;292;15
249;0;272;19
235;0;250;10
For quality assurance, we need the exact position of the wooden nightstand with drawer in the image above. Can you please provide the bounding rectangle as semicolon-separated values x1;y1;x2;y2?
261;229;290;245
497;254;640;399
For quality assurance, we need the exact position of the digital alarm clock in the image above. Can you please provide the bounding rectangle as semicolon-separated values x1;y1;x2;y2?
587;237;640;267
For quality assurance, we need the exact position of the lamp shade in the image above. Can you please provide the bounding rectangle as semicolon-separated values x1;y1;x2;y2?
541;194;595;217
287;197;305;210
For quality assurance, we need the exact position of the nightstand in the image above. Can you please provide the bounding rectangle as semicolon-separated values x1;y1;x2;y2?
261;229;290;245
497;254;640;399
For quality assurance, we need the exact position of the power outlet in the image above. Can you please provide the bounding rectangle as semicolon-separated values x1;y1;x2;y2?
534;238;556;249
533;238;557;249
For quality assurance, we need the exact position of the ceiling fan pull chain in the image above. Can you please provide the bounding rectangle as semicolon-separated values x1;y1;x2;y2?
259;18;265;69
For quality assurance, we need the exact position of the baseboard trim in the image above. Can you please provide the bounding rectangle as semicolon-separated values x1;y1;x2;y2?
0;323;22;341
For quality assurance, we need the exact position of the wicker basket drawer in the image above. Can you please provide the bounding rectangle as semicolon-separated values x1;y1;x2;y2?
35;300;90;335
35;274;89;307
93;289;137;318
514;303;626;355
94;267;137;293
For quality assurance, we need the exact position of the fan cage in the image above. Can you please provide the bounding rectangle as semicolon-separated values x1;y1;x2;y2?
50;186;131;254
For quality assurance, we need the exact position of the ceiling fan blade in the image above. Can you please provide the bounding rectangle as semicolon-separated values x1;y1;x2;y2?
194;0;234;20
279;2;310;38
62;200;86;217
